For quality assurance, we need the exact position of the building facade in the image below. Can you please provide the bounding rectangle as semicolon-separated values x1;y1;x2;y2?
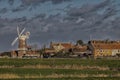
89;40;120;58
50;42;74;53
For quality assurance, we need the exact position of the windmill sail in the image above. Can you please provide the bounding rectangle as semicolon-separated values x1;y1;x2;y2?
11;27;25;46
11;37;18;46
17;26;20;36
19;28;25;37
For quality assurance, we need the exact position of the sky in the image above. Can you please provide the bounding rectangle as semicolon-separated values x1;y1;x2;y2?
0;0;120;52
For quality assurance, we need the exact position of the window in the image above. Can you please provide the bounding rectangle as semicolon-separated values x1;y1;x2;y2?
100;49;102;52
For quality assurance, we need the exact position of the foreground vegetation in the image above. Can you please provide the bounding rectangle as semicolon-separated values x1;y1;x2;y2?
0;58;119;79
0;77;120;80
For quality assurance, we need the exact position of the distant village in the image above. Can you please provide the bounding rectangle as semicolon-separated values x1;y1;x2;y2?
0;27;120;59
1;39;120;59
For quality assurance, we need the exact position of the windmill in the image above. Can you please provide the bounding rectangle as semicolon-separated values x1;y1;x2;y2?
11;26;30;57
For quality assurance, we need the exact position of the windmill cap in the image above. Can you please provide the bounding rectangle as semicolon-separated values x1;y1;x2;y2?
26;31;30;35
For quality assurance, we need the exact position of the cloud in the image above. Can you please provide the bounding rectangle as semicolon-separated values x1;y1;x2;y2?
24;0;118;40
0;0;120;52
42;23;52;32
67;0;112;17
21;0;71;5
34;14;46;19
11;17;27;22
12;5;27;12
0;0;118;37
0;8;8;14
65;0;118;30
0;26;15;35
51;0;71;4
76;17;84;23
8;0;14;5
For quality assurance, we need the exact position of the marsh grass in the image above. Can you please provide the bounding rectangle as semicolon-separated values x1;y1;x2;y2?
0;58;119;79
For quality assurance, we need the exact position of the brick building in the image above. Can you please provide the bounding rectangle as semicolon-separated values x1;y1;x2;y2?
73;44;89;55
50;42;74;52
89;40;120;58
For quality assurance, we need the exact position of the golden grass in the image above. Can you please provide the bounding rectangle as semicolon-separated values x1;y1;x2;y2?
23;65;109;71
0;73;120;79
112;73;120;77
92;74;108;77
0;74;20;79
0;73;106;79
0;65;109;71
0;65;14;68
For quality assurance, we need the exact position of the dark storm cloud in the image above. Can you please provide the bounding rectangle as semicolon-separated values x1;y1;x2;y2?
51;0;71;4
0;17;27;35
12;5;27;12
0;8;8;14
21;0;45;5
79;5;118;31
22;0;71;5
8;0;14;5
33;14;46;20
0;25;15;35
23;0;118;39
102;6;117;19
65;0;117;29
0;23;5;28
12;17;27;22
67;0;112;17
0;0;118;36
46;0;119;41
0;0;120;52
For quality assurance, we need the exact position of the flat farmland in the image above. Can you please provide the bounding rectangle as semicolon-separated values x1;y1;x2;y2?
0;58;119;80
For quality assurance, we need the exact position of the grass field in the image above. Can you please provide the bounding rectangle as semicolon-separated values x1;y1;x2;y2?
0;58;119;80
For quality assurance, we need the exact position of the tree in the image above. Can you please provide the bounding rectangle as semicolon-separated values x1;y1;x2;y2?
76;40;84;45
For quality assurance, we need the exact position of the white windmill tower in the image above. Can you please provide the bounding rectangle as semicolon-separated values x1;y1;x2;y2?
11;26;30;58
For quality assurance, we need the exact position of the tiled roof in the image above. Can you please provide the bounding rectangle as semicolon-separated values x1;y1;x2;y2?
73;45;87;52
51;42;73;49
90;40;120;49
45;48;56;53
